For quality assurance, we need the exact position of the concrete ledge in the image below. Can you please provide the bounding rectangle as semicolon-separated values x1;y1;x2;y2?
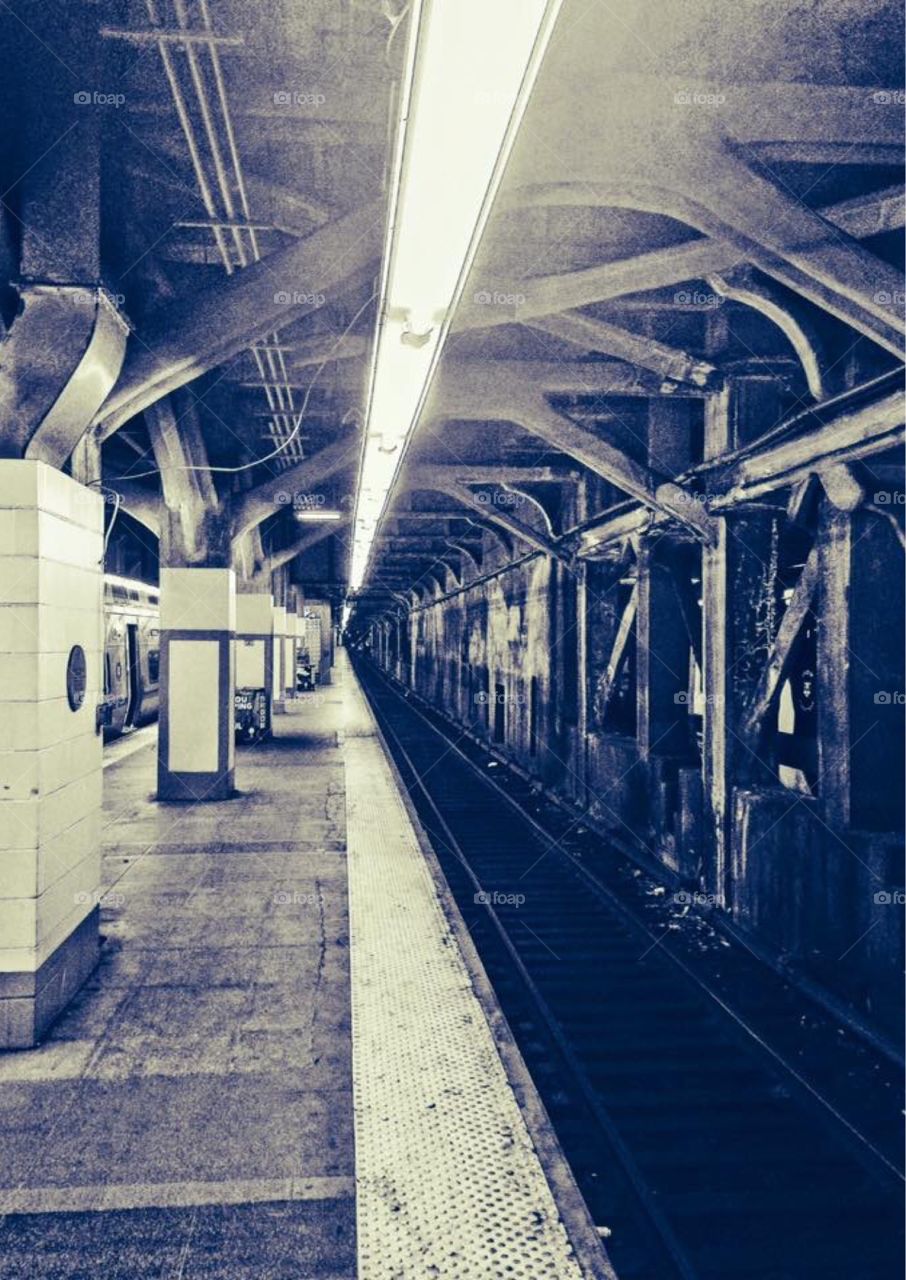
0;907;100;1049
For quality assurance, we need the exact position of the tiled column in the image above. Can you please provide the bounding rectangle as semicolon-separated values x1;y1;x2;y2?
158;568;236;801
284;608;298;702
0;461;104;1048
272;604;287;714
235;592;274;734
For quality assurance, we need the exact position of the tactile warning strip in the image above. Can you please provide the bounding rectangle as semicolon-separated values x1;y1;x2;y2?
343;665;586;1279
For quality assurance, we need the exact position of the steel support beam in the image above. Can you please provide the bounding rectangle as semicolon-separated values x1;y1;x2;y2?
455;187;905;334
527;310;716;388
417;477;563;560
146;393;226;566
257;517;351;578
424;367;719;543
230;436;355;539
96;202;381;439
580;385;905;555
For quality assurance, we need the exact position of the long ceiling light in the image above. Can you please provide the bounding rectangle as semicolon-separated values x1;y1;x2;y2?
348;0;563;595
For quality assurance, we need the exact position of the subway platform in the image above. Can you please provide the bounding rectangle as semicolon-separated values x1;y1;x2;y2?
0;653;609;1280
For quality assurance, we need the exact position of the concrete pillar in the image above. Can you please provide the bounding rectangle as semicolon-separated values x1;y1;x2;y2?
701;377;782;903
272;604;287;713
157;568;236;801
235;592;274;735
818;504;905;832
0;461;104;1047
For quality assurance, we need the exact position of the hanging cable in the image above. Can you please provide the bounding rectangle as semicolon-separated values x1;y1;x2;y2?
88;481;122;565
118;290;377;480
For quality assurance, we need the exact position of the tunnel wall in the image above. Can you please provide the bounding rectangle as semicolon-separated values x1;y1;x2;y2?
368;521;905;1046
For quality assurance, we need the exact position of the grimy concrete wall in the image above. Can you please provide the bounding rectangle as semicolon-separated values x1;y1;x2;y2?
370;519;905;1046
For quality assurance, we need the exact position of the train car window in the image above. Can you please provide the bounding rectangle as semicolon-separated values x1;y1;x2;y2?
148;649;160;683
104;653;112;695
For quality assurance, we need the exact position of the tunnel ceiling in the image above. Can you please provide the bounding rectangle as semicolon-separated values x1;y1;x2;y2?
365;0;904;614
1;0;903;599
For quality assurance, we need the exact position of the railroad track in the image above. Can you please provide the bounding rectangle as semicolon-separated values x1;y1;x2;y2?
355;658;904;1280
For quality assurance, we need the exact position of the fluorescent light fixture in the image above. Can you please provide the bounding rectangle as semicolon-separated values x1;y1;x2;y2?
348;0;563;594
293;509;344;522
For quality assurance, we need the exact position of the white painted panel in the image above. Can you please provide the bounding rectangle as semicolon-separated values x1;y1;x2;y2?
283;636;295;689
169;640;219;772
235;637;265;688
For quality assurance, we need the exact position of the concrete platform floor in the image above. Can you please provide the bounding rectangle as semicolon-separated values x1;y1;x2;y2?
0;683;354;1279
0;655;599;1280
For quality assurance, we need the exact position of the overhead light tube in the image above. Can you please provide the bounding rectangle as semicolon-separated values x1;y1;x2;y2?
348;0;563;594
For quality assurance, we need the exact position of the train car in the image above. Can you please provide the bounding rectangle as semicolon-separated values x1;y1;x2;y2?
103;574;161;738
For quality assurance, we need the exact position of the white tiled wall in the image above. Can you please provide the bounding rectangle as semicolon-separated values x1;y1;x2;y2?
0;461;104;974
